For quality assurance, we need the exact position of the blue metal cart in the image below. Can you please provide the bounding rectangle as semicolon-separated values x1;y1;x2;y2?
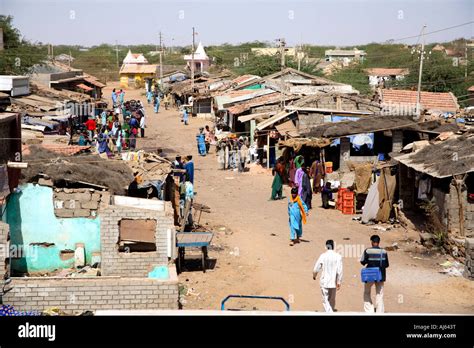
176;231;213;274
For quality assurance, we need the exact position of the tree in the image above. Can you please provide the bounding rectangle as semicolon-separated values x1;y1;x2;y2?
0;15;48;75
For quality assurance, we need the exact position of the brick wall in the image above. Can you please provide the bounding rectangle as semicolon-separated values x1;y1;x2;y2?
465;238;474;280
100;203;175;277
2;271;179;313
0;221;8;278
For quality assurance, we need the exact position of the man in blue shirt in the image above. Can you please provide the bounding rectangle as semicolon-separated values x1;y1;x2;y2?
360;234;389;313
184;155;194;184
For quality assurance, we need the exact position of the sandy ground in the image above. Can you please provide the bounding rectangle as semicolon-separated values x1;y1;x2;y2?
104;84;474;313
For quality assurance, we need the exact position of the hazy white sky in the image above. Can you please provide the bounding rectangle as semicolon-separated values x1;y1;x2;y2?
1;0;473;47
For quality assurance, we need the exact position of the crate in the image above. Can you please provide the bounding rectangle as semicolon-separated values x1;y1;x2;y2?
343;200;354;208
343;192;354;200
342;206;354;214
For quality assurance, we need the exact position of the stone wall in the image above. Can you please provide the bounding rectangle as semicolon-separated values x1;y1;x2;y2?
53;188;110;218
298;113;325;131
100;203;175;277
1;272;179;313
464;238;474;280
446;183;474;237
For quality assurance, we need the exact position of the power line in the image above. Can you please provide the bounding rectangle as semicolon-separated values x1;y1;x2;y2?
388;21;474;42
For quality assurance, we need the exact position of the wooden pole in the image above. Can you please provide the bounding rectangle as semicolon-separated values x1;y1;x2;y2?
267;133;270;169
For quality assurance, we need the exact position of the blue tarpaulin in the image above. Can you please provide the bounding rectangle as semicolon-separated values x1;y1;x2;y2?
329;115;374;149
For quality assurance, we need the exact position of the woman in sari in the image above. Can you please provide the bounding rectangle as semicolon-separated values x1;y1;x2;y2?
271;158;285;200
288;187;308;246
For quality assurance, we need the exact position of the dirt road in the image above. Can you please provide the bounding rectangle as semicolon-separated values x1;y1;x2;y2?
105;84;474;313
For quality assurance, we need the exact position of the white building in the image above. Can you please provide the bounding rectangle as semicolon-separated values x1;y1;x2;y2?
325;48;366;64
184;42;210;73
366;68;409;88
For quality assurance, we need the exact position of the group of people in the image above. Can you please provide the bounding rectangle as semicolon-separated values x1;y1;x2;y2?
78;91;146;157
196;125;217;156
216;135;251;173
312;235;389;314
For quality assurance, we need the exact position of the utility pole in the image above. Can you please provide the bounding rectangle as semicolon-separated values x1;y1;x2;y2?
465;42;468;78
114;41;120;69
68;49;72;67
278;38;286;109
159;31;163;85
191;27;196;91
415;25;426;120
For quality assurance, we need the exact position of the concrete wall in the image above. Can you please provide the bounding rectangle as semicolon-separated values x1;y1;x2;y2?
6;184;101;273
100;203;175;277
1;272;179;313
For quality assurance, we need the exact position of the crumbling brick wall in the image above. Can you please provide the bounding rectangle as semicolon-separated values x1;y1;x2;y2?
53;188;110;218
2;272;179;312
0;221;9;278
100;203;174;277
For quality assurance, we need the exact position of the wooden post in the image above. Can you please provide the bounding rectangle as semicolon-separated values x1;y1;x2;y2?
267;133;270;168
250;120;256;146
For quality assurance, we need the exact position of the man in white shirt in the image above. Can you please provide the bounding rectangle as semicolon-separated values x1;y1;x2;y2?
312;240;343;312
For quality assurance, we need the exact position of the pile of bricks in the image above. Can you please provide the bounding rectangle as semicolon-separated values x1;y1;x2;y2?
464;238;474;280
53;188;110;218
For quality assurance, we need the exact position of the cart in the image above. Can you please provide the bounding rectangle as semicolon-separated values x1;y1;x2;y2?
220;295;291;311
176;232;213;274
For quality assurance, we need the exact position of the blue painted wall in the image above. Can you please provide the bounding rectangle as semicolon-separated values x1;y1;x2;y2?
6;184;101;273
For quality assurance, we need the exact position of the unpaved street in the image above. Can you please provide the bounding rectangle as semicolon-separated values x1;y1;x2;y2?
107;84;474;313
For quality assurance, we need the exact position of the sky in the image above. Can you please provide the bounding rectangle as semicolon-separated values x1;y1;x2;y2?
1;0;473;47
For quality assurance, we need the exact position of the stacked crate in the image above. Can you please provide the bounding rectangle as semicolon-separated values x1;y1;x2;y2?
336;188;346;211
341;190;355;215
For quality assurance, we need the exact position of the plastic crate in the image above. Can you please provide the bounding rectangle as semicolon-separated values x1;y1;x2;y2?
342;206;354;215
343;192;354;200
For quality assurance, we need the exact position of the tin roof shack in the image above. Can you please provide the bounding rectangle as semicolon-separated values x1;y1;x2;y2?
30;61;105;99
391;132;474;274
299;115;461;172
234;68;357;95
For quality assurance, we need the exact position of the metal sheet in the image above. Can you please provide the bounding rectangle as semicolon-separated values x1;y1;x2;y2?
275;119;298;137
119;219;157;243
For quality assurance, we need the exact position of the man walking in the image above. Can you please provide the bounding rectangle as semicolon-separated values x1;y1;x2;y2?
360;234;389;313
313;240;343;313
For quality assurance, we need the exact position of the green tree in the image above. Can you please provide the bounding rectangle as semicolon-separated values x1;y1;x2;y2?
0;15;48;74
